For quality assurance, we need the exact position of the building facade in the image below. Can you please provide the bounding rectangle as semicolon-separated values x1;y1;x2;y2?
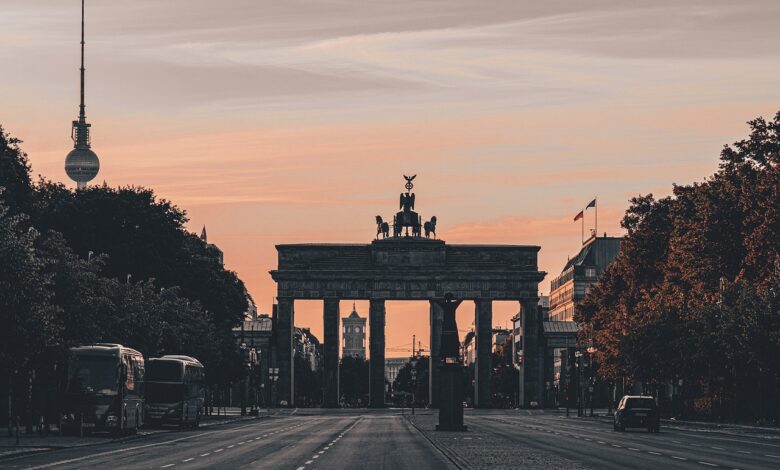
342;304;366;359
385;357;409;386
547;234;622;406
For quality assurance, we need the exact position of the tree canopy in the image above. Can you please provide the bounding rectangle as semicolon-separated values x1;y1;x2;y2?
577;112;780;422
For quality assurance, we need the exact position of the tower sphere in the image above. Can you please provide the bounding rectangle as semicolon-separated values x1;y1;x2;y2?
65;147;100;185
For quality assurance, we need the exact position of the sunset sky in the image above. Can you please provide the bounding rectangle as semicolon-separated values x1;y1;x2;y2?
3;0;779;356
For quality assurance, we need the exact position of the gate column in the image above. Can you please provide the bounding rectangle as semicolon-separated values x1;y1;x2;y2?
521;297;542;407
474;298;493;408
323;298;340;407
429;300;444;407
369;299;386;408
275;297;294;407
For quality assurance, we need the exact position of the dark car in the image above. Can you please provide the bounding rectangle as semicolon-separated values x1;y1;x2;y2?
614;395;660;432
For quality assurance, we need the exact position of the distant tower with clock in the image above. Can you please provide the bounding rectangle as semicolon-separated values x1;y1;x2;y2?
342;304;366;359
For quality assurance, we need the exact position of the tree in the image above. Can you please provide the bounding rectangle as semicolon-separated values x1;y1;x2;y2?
0;126;33;214
577;112;780;422
339;356;369;406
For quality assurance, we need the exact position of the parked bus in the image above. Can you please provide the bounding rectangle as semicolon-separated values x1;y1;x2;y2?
61;344;145;435
144;355;205;428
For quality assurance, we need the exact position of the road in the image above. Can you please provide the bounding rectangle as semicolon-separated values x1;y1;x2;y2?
2;409;779;469
462;410;780;470
0;410;452;470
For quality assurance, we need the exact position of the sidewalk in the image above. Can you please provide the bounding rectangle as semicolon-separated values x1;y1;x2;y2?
0;408;271;461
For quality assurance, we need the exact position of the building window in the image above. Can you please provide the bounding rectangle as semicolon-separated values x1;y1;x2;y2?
586;267;596;278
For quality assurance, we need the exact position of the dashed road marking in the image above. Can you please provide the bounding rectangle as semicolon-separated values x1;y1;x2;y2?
765;454;780;459
648;451;662;456
698;462;717;467
711;446;724;450
672;456;688;461
161;465;175;469
227;445;235;448
737;451;751;454
214;449;223;453
200;453;210;457
312;455;319;459
182;458;194;462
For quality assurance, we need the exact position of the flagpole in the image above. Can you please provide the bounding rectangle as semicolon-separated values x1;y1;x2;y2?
595;196;598;238
581;207;584;245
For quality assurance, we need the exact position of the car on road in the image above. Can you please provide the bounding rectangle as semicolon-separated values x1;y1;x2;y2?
613;395;660;433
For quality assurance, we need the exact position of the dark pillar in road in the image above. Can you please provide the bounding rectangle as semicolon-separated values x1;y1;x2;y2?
276;297;294;407
369;299;386;408
474;298;492;408
521;298;543;408
429;300;444;408
323;298;340;408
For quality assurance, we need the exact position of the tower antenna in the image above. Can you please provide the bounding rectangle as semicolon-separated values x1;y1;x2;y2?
79;0;86;121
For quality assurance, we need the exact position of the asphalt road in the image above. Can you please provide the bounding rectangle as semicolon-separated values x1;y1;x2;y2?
467;410;780;470
3;409;780;469
0;410;453;470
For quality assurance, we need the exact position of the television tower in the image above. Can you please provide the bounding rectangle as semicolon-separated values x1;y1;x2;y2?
65;0;100;189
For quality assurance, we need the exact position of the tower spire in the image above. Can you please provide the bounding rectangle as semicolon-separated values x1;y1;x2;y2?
79;0;86;122
65;0;100;189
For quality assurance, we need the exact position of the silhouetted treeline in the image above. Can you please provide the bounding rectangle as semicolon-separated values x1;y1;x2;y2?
577;113;780;424
0;125;248;429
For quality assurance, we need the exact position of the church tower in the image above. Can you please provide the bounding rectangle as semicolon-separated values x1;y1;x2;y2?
342;303;366;359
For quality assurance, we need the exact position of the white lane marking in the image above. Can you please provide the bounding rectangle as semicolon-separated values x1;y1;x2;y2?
296;467;305;470
161;465;175;469
597;441;606;444
200;453;210;457
238;441;245;445
698;462;718;467
324;446;330;450
305;460;313;465
628;447;640;451
182;458;194;462
611;444;622;448
318;451;325;454
28;421;262;470
765;454;780;459
737;451;751;454
214;449;224;453
648;451;662;456
711;446;725;450
671;440;681;444
228;445;235;448
672;456;688;461
584;438;592;441
313;455;320;459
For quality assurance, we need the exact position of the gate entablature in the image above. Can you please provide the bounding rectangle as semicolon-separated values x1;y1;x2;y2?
271;240;545;300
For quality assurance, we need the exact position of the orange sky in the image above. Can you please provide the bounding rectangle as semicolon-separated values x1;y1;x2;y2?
3;1;780;356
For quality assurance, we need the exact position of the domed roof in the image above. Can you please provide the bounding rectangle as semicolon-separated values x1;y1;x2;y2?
65;147;100;183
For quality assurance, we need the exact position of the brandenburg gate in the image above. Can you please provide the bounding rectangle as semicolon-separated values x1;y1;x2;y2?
270;176;546;408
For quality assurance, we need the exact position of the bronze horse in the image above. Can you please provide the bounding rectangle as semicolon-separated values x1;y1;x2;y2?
375;215;390;239
424;216;437;239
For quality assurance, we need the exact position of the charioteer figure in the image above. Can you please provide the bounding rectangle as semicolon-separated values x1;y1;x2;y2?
375;175;438;239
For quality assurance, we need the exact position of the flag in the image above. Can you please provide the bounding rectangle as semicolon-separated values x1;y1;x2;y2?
586;198;596;210
573;210;583;222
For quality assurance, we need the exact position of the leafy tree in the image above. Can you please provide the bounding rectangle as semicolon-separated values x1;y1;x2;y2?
0;126;33;214
577;112;780;422
339;356;369;406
